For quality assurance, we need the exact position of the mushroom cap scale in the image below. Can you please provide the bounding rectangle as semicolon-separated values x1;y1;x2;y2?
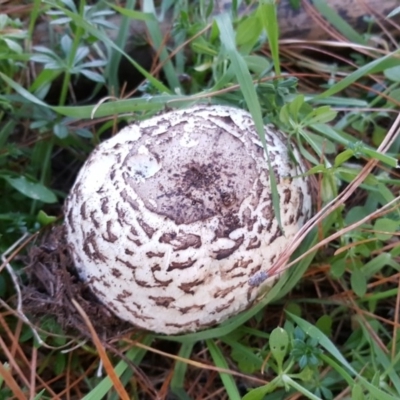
64;105;312;334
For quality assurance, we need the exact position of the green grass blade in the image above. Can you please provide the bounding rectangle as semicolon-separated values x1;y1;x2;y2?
108;4;158;21
282;375;323;400
51;93;190;119
27;0;43;43
320;354;356;387
170;342;194;400
206;339;241;400
215;14;263;137
106;0;137;93
142;0;181;91
312;0;367;44
0;72;47;106
257;1;280;75
316;49;400;100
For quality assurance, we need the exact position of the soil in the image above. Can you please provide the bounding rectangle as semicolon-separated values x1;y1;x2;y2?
22;225;135;340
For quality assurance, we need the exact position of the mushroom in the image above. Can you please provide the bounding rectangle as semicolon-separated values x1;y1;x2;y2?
64;105;312;334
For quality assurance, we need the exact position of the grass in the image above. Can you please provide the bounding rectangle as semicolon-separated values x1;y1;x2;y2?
1;0;400;398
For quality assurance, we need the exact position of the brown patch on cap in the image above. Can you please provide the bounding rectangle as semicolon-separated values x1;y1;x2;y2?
159;231;202;251
283;188;291;204
137;218;156;238
102;220;118;243
167;258;196;271
214;283;242;299
149;296;175;308
246;236;261;250
213;236;244;260
120;188;139;210
178;278;204;295
82;230;107;263
178;304;206;314
100;197;109;214
146;251;165;258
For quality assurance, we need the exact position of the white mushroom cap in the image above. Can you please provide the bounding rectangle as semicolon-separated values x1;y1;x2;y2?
64;105;312;334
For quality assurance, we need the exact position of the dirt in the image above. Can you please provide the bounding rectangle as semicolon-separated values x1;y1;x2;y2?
21;225;135;340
